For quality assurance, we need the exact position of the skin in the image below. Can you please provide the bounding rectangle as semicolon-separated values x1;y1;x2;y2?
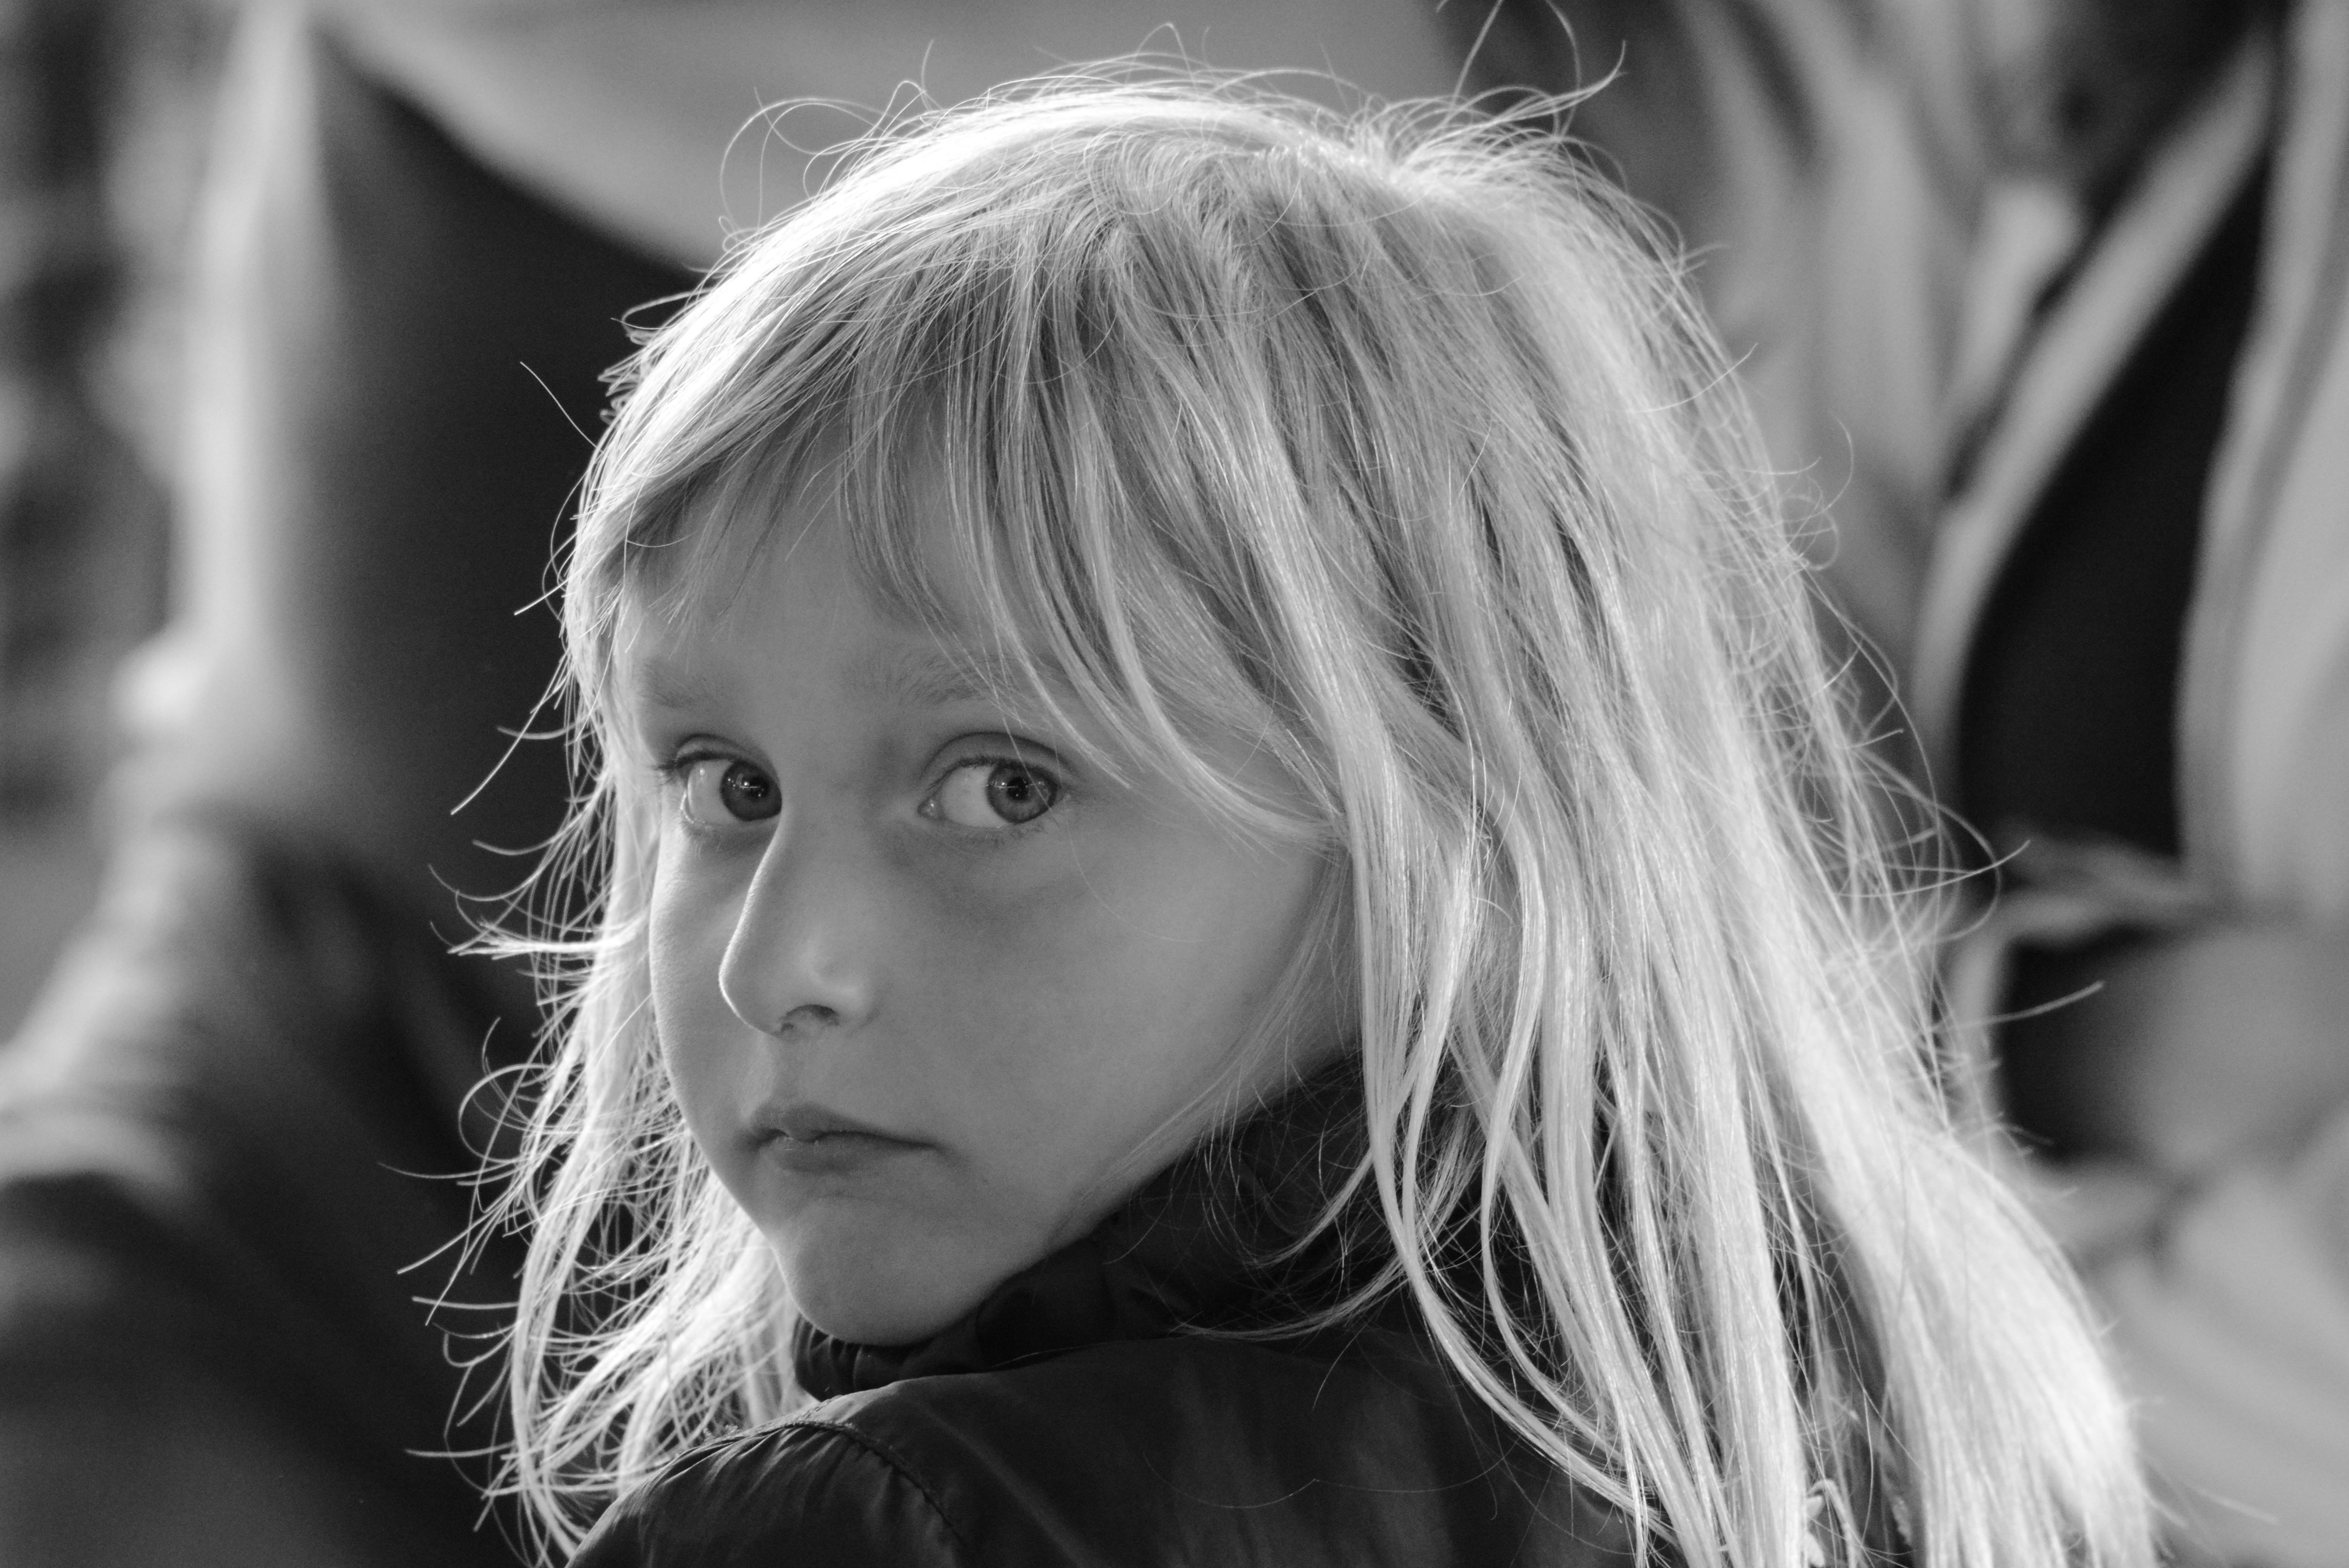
620;486;1331;1347
2011;924;2349;1175
2002;921;2349;1284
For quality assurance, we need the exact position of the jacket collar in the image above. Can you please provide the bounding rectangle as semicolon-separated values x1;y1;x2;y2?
791;1065;1372;1401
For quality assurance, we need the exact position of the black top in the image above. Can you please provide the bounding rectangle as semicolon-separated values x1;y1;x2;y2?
0;818;530;1565
574;1074;1647;1568
1964;151;2272;1160
1957;153;2272;862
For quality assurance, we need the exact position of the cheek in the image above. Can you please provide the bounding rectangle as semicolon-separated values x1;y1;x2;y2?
900;833;1330;1182
1094;855;1326;1090
645;853;748;1142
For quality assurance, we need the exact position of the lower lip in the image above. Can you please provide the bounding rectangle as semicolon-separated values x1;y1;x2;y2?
756;1131;926;1176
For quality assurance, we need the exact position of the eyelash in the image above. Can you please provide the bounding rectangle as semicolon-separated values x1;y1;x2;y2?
649;748;723;792
647;745;1070;838
650;748;745;841
922;749;1068;838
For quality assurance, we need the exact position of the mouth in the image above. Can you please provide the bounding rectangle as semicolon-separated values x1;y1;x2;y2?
750;1104;928;1174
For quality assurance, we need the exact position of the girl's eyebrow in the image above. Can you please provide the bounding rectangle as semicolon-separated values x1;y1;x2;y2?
863;647;1059;712
627;654;723;715
864;650;985;708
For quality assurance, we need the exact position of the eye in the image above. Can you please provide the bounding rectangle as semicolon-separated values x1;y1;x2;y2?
677;757;781;826
925;759;1060;829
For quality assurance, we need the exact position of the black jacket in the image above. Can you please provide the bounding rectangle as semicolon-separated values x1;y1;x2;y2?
575;1076;1643;1567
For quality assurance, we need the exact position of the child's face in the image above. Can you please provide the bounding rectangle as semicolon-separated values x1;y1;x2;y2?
622;484;1331;1347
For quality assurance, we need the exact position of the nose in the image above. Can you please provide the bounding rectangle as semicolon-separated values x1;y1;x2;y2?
716;810;880;1037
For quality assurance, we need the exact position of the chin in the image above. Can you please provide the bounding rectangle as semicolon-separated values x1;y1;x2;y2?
773;1235;997;1349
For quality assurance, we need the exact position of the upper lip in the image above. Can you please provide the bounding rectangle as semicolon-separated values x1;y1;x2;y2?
753;1103;923;1146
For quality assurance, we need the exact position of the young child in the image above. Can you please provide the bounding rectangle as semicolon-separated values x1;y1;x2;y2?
489;73;2153;1568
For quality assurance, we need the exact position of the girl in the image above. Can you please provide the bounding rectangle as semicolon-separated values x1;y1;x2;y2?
489;72;2152;1567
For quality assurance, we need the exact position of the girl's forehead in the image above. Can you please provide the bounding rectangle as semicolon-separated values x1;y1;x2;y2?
674;497;972;652
612;484;1080;720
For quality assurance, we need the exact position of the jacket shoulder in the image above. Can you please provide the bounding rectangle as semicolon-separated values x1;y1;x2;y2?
581;1333;1641;1568
575;1418;972;1568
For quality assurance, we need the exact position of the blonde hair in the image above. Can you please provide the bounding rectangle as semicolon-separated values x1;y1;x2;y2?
488;70;2150;1568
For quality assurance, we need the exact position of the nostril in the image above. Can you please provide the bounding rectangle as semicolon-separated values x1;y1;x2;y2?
777;1004;840;1034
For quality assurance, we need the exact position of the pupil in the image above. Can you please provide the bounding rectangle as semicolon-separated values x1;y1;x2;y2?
986;765;1051;824
720;762;778;820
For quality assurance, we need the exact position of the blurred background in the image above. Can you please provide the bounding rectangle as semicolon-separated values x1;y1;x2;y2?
0;0;227;1035
1;2;2345;1564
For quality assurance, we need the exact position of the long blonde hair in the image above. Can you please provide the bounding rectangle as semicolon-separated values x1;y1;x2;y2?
487;70;2150;1568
